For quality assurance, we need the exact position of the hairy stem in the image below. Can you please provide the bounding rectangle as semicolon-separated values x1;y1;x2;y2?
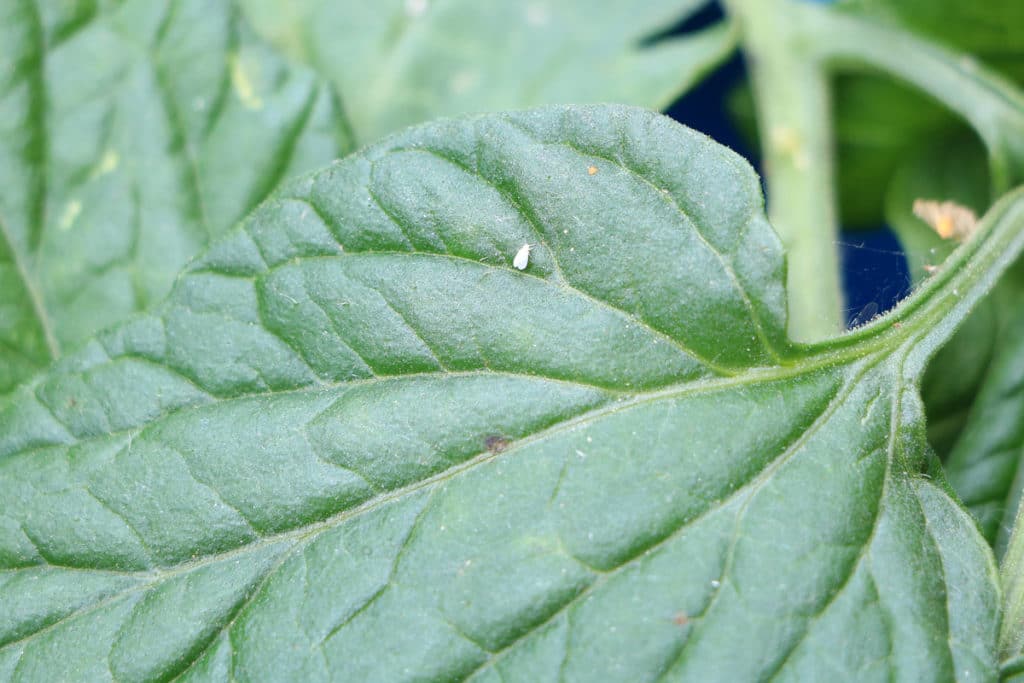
723;0;843;342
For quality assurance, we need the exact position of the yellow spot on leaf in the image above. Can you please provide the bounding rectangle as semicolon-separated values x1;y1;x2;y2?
229;52;264;110
587;165;598;176
769;126;808;168
90;149;119;179
58;200;82;231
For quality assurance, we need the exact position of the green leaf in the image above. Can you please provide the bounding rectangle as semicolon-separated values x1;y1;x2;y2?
0;0;353;394
886;139;991;285
826;0;1024;228
885;140;1024;551
948;298;1024;552
839;0;1024;83
833;75;969;229
885;140;994;458
238;0;737;144
828;0;1024;196
0;105;1016;680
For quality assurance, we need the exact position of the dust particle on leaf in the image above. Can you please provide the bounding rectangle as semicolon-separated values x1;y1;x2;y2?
587;165;598;175
229;52;264;110
58;200;82;231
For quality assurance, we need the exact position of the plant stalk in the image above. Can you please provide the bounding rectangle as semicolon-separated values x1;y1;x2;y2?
802;6;1024;195
722;0;844;342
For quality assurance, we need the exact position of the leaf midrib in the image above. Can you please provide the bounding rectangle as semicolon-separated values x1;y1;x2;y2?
4;360;851;573
0;0;59;366
0;351;884;668
16;188;1021;473
197;352;884;681
389;122;785;367
8;186;1015;676
755;353;906;682
0;213;58;362
2;352;888;679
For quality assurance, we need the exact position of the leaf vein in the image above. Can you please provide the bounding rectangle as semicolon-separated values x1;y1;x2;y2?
464;366;864;681
536;129;784;364
387;146;729;375
320;489;434;645
365;184;420;251
162;441;262;540
299;282;379;377
81;484;156;570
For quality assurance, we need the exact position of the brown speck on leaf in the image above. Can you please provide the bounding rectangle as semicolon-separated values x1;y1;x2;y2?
673;612;689;626
892;322;902;329
587;165;598;176
484;435;511;454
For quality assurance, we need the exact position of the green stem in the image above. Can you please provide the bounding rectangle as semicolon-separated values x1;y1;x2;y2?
805;188;1024;370
801;6;1024;195
772;6;1024;654
723;0;843;342
724;0;1024;342
723;0;1024;651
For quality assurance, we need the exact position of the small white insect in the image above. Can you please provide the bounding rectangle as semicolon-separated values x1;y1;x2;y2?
513;243;532;270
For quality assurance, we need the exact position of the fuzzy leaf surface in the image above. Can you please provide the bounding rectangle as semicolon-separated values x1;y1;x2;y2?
887;141;1024;551
0;106;1015;682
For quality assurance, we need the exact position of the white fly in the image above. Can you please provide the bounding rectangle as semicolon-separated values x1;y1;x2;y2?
513;243;532;270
